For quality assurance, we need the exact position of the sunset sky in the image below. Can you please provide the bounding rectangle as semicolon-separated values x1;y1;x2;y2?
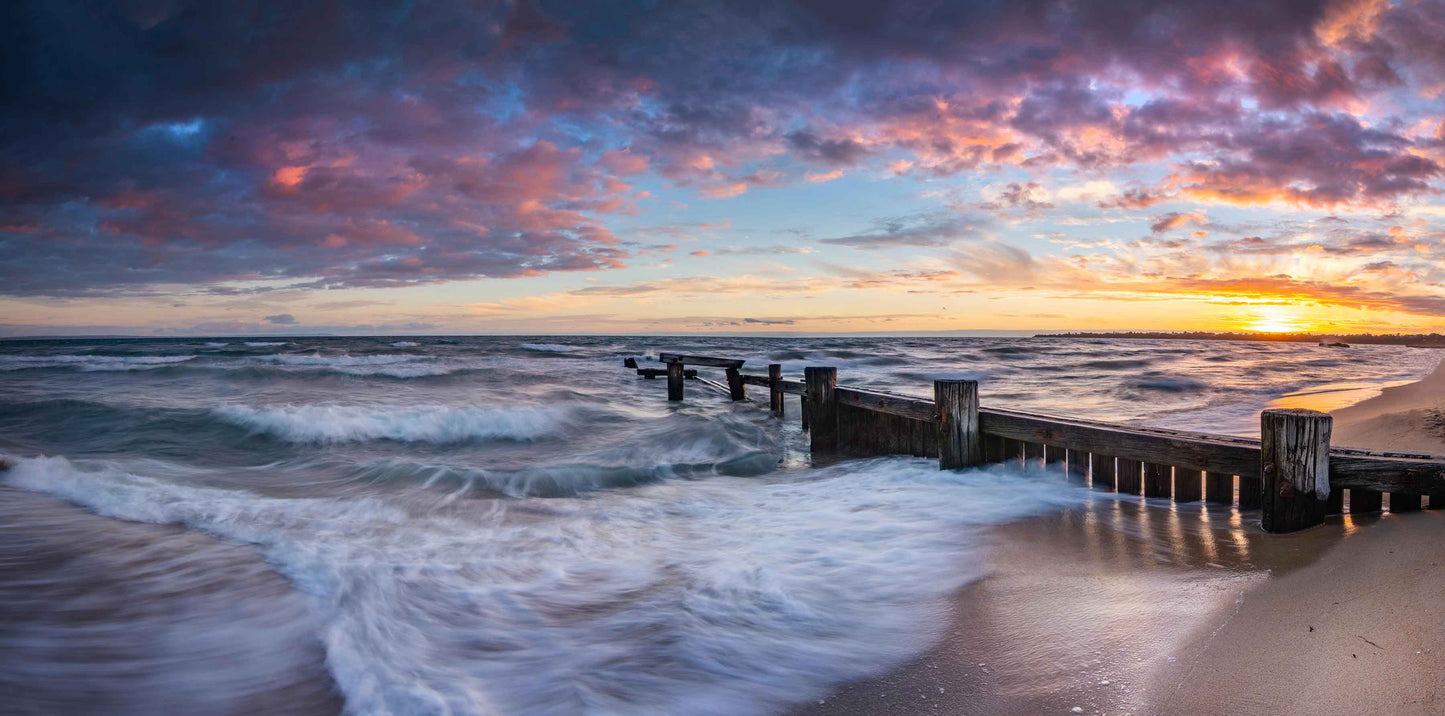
3;0;1445;336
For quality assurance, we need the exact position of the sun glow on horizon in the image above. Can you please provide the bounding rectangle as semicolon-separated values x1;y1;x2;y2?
1241;305;1314;333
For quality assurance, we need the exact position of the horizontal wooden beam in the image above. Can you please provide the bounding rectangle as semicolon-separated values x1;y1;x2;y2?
979;407;1262;478
834;387;937;422
780;379;805;395
657;353;745;369
739;373;770;387
1330;453;1445;495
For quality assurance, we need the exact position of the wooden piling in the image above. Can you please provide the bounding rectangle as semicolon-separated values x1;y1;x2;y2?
1174;468;1203;502
983;434;1006;463
1428;494;1444;510
1003;438;1024;468
1238;475;1261;509
1044;446;1066;478
1090;453;1116;491
1390;493;1422;513
1143;463;1171;498
800;395;811;430
1065;449;1088;484
725;367;746;401
1205;472;1234;505
666;362;685;401
1351;489;1382;514
1327;489;1344;515
1116;458;1142;495
768;364;784;417
935;379;981;470
1259;408;1332;534
805;367;838;453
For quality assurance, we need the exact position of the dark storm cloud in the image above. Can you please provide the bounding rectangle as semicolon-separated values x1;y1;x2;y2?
1;0;1442;296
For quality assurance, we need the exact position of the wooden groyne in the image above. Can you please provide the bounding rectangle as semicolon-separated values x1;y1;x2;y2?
633;353;1445;534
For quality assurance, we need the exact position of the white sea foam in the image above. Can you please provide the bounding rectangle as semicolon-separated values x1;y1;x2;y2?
0;354;198;371
1;453;1079;716
245;341;287;347
390;341;420;347
520;342;579;353
213;404;571;443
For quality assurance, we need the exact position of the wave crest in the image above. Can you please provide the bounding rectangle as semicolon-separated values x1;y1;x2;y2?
213;404;571;443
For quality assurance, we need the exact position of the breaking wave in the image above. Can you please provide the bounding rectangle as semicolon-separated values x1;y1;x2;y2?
0;354;197;371
213;404;573;444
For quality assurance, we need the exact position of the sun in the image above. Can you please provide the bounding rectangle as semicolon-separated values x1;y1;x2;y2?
1243;305;1311;333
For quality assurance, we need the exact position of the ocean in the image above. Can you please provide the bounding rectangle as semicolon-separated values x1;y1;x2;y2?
0;336;1437;714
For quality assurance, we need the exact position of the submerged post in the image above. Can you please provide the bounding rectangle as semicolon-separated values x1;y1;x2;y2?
768;363;783;417
804;366;838;452
667;361;685;401
725;367;746;401
1260;408;1332;534
935;379;981;470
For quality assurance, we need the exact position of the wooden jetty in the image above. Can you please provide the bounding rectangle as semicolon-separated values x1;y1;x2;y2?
632;353;1445;534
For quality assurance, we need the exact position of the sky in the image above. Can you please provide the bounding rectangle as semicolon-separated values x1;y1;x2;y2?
2;0;1445;336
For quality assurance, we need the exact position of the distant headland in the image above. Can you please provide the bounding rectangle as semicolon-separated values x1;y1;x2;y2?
1038;331;1445;347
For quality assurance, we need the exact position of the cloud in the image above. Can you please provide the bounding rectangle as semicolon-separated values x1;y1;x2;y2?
264;313;298;325
821;213;992;249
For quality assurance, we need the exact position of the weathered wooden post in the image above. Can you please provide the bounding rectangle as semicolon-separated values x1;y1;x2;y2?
934;379;981;469
1351;489;1382;514
1390;493;1421;513
1205;472;1234;505
725;367;746;401
1174;468;1203;502
768;364;784;417
1143;463;1171;498
1116;458;1143;495
1090;453;1116;491
666;361;685;401
1065;449;1088;484
805;366;838;452
1260;408;1332;534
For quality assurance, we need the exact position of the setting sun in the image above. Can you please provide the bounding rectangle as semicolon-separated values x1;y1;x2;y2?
1243;305;1312;333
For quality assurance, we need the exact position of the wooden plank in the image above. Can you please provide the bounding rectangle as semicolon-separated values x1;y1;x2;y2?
979;408;1261;478
781;380;806;396
658;353;745;369
1116;458;1142;495
805;367;838;452
834;387;936;422
935;380;981;469
1174;468;1203;502
1350;488;1382;514
1391;493;1422;512
694;376;732;396
1329;453;1445;496
1260;409;1332;533
1205;472;1233;505
983;434;1006;463
725;367;746;401
1143;463;1171;498
1024;442;1044;471
1044;445;1067;477
1002;438;1024;468
1238;476;1261;509
1090;453;1116;491
666;362;684;401
1065;449;1088;484
638;368;696;379
740;374;771;387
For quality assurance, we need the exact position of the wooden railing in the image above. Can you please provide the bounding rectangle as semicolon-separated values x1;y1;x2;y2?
627;355;1445;532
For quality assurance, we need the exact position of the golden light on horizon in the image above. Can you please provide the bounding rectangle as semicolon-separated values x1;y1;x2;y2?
1242;305;1312;333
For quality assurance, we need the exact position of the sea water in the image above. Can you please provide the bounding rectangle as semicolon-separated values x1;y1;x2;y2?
0;336;1435;714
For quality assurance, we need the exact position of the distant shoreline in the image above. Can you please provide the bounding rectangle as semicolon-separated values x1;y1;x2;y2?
1039;331;1445;347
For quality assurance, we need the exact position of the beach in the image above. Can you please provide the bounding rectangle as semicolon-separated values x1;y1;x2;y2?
0;337;1441;714
803;355;1445;715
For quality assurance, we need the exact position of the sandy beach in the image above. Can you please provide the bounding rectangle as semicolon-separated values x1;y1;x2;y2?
803;357;1445;715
